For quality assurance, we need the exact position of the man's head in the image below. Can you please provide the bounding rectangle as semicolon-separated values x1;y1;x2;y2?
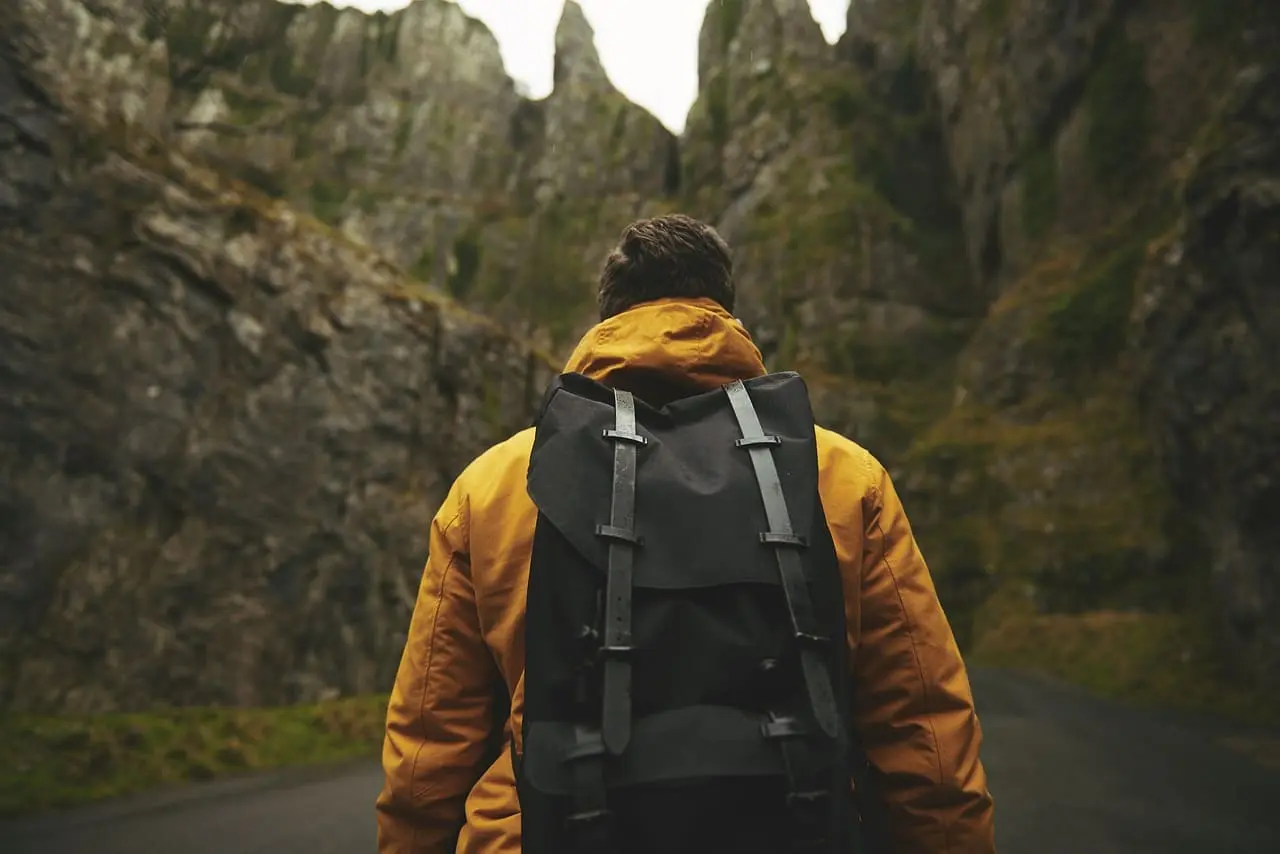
597;214;735;320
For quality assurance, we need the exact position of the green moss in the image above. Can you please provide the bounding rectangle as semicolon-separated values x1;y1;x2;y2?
164;7;216;64
142;4;165;42
1042;243;1144;377
409;246;434;282
973;611;1280;726
819;73;870;128
375;12;401;62
607;103;630;150
1021;144;1058;238
269;4;339;97
448;230;482;298
308;180;348;225
1085;27;1153;188
979;0;1012;32
902;386;1174;624
705;72;731;151
234;162;288;199
294;131;315;162
480;382;506;436
712;0;747;52
1187;0;1278;44
826;321;973;384
222;89;278;125
269;52;309;98
0;694;389;816
515;204;599;343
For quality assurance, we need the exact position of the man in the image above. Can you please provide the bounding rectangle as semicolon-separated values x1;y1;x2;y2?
376;214;995;853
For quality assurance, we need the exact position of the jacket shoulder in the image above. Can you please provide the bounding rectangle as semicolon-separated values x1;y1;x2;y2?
455;427;536;501
814;425;886;499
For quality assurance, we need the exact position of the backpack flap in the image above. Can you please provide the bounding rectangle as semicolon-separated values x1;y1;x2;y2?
526;372;822;590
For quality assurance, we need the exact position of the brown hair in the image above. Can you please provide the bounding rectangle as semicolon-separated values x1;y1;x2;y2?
597;214;735;320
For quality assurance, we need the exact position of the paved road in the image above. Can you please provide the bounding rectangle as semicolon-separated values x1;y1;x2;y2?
3;668;1279;853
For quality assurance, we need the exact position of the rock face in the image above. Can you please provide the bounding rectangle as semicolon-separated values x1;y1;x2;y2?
2;0;1278;711
15;0;677;345
892;0;1279;683
1135;65;1280;687
0;7;551;712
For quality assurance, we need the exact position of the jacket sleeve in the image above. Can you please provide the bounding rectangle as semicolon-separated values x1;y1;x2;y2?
376;480;501;854
851;462;995;854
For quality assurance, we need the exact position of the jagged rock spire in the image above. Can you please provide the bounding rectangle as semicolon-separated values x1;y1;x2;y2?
553;0;605;88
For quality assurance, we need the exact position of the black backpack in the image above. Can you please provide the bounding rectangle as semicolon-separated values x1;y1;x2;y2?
516;371;882;854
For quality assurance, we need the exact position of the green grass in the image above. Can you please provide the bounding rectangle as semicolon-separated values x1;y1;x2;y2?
972;611;1280;726
0;694;389;816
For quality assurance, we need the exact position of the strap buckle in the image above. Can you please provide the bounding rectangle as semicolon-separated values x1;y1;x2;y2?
761;531;807;547
594;524;641;546
597;644;633;660
564;806;614;852
795;631;829;648
602;427;647;445
786;789;830;809
565;806;613;828
786;789;832;852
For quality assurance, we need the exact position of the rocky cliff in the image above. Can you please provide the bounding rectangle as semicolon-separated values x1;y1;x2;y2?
2;0;1277;713
0;1;554;713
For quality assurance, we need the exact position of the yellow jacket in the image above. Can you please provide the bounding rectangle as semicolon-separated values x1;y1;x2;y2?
376;298;995;853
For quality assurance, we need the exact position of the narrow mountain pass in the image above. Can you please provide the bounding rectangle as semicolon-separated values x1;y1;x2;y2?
3;668;1278;854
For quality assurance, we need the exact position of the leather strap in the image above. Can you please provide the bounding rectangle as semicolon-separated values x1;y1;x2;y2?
597;388;644;755
724;380;840;738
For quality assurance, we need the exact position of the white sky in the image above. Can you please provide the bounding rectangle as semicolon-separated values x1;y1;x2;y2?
291;1;849;132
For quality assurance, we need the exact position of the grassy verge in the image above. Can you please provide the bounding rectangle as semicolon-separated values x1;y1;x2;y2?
970;610;1280;728
0;694;389;817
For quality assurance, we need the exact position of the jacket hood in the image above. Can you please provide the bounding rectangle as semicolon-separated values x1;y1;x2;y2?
562;298;767;404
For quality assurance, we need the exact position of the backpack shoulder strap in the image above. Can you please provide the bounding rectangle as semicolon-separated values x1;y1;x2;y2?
597;388;644;755
724;379;840;739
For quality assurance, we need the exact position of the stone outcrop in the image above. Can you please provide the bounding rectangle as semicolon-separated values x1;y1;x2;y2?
1135;64;1280;687
0;7;552;712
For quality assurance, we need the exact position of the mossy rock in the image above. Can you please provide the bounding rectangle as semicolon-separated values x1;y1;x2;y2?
902;388;1173;620
1085;25;1153;189
448;229;483;298
972;608;1280;726
705;72;732;151
1187;0;1280;44
979;0;1013;34
708;0;747;52
1039;242;1145;377
222;88;281;126
308;179;348;225
1020;143;1059;238
269;4;341;98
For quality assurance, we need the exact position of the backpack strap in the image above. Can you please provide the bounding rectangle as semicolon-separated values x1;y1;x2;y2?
562;725;612;853
563;389;645;853
762;712;836;853
596;387;644;755
726;380;843;852
724;380;840;738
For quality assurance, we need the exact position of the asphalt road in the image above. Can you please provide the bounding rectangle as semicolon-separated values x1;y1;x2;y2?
3;668;1279;853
